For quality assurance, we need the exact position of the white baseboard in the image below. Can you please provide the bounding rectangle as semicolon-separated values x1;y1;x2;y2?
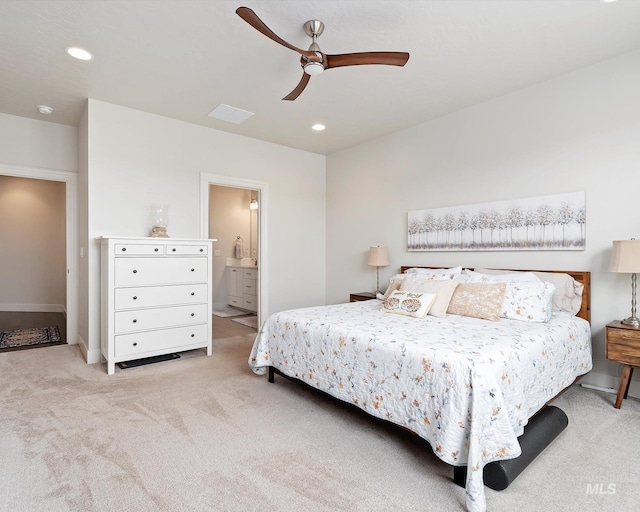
0;303;66;313
578;370;639;401
78;334;102;365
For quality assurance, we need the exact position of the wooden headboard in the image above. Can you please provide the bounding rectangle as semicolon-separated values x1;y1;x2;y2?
399;266;591;323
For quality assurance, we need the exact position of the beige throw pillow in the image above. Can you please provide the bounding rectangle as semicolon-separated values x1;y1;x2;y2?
399;277;460;318
447;282;507;321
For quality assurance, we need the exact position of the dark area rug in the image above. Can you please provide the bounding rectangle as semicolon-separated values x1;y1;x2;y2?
0;326;64;351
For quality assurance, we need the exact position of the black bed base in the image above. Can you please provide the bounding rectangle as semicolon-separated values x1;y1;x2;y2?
453;404;568;491
268;366;569;492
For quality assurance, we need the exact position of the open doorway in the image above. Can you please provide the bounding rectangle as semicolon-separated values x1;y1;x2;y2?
0;172;76;351
209;185;259;339
0;164;77;351
200;173;268;340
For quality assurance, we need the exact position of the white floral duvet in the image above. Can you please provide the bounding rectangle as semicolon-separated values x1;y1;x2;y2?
248;299;592;512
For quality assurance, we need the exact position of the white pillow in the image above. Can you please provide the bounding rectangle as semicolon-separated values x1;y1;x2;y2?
533;272;584;315
501;281;555;322
464;269;540;283
382;290;437;318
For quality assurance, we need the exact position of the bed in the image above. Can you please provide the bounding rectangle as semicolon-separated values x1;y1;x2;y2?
248;267;592;512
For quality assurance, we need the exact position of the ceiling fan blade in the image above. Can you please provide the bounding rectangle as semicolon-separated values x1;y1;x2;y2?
236;7;318;60
325;51;410;69
282;73;311;101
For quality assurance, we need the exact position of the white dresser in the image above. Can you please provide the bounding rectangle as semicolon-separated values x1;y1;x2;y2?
99;237;214;374
226;266;257;312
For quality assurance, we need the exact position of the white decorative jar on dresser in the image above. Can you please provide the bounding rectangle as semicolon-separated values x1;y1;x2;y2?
99;237;214;375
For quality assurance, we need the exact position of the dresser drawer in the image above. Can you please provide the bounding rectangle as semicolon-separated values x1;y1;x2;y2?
166;244;209;255
114;283;208;310
114;243;164;256
115;257;208;286
114;303;209;334
114;323;209;358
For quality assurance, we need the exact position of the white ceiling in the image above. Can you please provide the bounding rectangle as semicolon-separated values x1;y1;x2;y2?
2;0;640;155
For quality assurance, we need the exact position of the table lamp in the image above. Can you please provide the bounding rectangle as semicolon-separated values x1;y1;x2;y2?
609;239;640;327
368;246;389;294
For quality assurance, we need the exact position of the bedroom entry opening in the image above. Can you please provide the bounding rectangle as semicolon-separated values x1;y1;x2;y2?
0;165;78;353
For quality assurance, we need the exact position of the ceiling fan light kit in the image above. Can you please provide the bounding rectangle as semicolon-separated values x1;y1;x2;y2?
303;61;324;76
236;6;409;101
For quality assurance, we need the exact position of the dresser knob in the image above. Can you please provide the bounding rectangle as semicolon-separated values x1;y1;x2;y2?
133;296;137;300
190;313;195;317
133;319;137;323
121;247;127;252
191;334;195;338
191;268;195;272
172;248;176;252
191;292;195;296
199;248;203;252
133;269;137;274
133;342;137;347
154;248;159;252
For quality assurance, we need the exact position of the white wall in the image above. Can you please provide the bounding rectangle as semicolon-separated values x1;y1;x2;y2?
0;176;66;310
0;112;78;172
84;100;326;362
326;49;640;395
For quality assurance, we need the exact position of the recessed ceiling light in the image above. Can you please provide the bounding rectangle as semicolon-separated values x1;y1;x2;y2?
312;123;326;131
67;46;93;61
36;105;54;115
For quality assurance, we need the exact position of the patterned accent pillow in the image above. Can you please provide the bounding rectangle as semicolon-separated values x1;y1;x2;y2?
501;281;555;322
399;277;460;318
447;283;507;321
382;290;437;318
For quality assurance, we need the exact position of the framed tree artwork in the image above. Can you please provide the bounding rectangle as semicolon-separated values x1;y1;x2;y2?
407;192;585;251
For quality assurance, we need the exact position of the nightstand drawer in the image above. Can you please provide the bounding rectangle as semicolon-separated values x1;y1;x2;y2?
606;327;640;345
606;324;640;365
606;343;640;366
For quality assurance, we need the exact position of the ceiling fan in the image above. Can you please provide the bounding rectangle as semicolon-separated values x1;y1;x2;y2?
236;6;410;101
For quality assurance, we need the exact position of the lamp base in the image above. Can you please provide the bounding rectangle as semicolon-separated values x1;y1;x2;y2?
621;316;640;327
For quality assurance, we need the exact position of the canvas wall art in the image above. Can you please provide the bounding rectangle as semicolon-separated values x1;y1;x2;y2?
407;192;585;251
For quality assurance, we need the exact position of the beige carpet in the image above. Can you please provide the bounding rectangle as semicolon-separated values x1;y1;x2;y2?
1;336;638;512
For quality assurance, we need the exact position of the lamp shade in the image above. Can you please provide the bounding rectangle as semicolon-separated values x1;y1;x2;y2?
368;246;389;267
609;240;640;273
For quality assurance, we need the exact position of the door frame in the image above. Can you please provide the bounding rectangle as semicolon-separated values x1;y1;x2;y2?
200;173;268;324
0;162;78;346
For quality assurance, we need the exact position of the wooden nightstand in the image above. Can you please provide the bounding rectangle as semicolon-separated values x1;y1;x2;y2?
350;292;377;302
605;321;640;409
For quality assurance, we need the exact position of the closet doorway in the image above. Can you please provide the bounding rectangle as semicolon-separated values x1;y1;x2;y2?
200;173;268;338
0;164;78;350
